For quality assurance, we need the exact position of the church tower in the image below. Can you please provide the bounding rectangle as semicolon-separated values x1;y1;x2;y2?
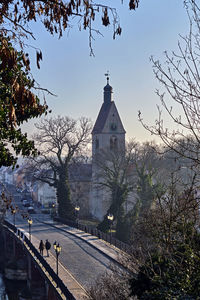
90;75;126;220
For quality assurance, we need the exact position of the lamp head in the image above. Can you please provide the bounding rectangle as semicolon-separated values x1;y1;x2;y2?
28;218;33;225
75;205;80;212
107;213;114;221
53;241;57;250
57;244;61;254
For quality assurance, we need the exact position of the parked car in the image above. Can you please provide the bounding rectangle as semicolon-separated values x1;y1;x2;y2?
27;206;36;214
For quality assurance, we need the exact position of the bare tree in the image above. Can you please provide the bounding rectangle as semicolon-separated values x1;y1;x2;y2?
95;141;137;240
138;0;200;165
131;142;165;229
128;167;200;298
95;140;167;241
87;266;134;300
88;168;200;299
27;115;92;220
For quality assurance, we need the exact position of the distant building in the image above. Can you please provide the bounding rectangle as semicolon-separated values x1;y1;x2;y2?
36;181;57;207
69;163;92;216
4;167;15;185
14;165;27;189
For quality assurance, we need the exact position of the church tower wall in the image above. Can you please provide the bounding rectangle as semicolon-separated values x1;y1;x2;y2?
90;77;126;220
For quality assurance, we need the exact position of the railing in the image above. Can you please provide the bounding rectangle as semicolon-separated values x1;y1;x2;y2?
54;217;131;253
3;220;76;300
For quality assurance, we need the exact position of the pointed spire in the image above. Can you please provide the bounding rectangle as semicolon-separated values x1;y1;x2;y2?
104;71;112;104
105;71;110;85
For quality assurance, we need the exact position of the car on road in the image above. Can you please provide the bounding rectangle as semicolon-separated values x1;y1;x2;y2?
27;206;36;214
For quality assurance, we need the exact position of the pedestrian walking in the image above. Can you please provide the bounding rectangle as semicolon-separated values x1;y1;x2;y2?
39;240;44;256
45;239;51;257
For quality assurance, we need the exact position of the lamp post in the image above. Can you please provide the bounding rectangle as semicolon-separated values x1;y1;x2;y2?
107;213;114;244
12;209;16;226
74;205;80;228
27;218;33;242
53;241;61;275
51;203;55;218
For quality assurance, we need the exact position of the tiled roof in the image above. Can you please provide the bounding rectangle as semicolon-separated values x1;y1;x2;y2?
92;102;112;134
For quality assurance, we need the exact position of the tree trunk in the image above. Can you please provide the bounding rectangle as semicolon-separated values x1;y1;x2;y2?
56;169;74;220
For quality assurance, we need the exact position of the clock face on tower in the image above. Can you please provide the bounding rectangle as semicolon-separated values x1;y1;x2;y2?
110;122;117;131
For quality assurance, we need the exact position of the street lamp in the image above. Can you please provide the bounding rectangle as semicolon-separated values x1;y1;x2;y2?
51;203;55;218
12;209;16;226
53;241;61;275
74;205;80;228
27;218;33;242
107;213;114;244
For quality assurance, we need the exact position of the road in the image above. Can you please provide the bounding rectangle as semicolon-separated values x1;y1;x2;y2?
5;187;114;289
18;220;113;288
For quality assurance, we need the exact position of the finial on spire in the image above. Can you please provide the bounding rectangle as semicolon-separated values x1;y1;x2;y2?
105;71;110;85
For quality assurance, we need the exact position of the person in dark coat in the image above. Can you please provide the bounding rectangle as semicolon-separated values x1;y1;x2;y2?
39;240;44;255
45;239;51;257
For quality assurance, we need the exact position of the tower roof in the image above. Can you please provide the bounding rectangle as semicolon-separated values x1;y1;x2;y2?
92;101;112;134
104;83;112;92
92;76;126;135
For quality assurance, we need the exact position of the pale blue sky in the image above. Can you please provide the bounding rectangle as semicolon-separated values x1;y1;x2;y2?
22;0;188;142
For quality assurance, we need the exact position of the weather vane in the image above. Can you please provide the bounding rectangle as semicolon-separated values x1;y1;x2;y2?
105;71;110;84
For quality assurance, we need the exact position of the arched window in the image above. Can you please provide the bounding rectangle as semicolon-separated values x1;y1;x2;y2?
110;135;118;150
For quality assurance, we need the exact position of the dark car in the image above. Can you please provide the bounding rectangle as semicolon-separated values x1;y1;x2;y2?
27;206;36;214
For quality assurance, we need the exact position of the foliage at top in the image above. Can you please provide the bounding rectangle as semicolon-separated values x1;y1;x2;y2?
0;1;139;33
1;0;139;55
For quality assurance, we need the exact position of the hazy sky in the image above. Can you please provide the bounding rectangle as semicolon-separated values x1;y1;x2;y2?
22;0;188;143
